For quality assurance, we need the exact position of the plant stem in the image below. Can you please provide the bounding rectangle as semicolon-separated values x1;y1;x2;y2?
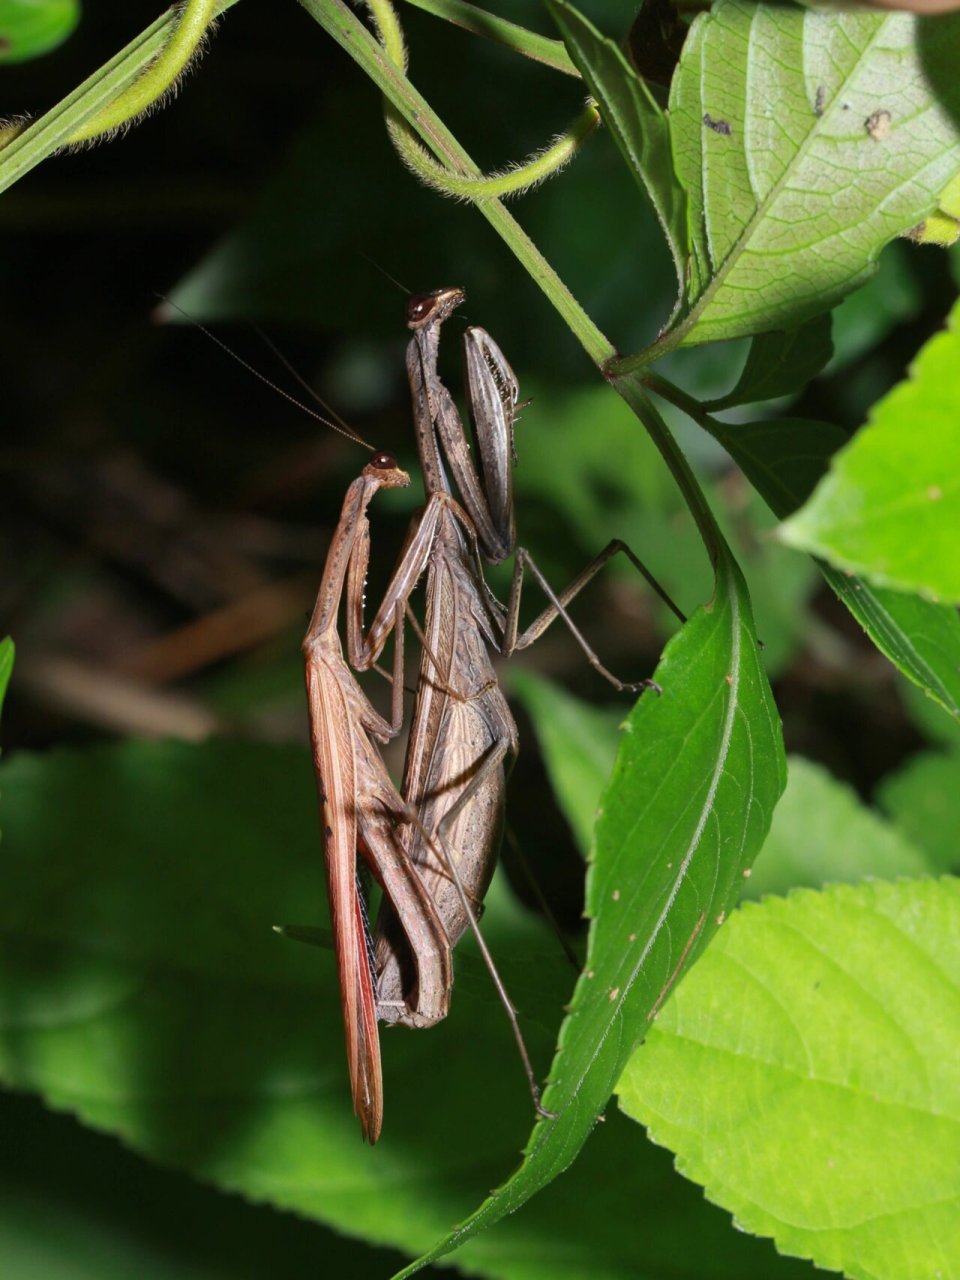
301;0;607;362
300;0;726;566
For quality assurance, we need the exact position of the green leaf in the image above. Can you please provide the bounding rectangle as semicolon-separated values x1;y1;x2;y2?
547;0;689;303
709;416;960;720
877;750;960;874
781;298;960;602
397;548;786;1277
510;671;620;857
822;573;960;721
619;878;960;1280
668;1;960;346
0;1093;409;1280
0;637;13;717
704;315;833;411
0;739;817;1280
0;741;573;1270
0;0;79;64
748;756;933;899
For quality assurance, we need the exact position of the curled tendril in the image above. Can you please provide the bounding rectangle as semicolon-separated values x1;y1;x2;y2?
365;0;599;202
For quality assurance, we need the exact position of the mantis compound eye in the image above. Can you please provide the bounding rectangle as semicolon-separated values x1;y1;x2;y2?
371;451;398;470
406;287;466;330
406;293;435;326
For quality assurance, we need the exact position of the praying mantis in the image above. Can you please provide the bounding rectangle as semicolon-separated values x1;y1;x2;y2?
304;287;684;1142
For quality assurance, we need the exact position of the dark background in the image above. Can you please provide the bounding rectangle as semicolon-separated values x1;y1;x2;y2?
2;1;958;1274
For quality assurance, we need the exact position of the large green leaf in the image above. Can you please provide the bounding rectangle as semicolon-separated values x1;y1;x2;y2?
2;1084;816;1280
748;755;932;899
781;298;960;602
877;749;960;874
0;1093;408;1280
396;548;786;1276
669;1;960;345
709;416;960;719
0;739;817;1279
619;878;960;1280
0;742;568;1270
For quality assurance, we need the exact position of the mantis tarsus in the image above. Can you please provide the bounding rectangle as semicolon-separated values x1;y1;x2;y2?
306;287;684;1139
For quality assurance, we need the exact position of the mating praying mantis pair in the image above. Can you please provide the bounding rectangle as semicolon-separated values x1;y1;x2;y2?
303;287;683;1142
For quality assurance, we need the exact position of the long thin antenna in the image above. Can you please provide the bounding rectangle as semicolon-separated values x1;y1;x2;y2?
356;251;409;297
154;295;374;452
248;322;356;437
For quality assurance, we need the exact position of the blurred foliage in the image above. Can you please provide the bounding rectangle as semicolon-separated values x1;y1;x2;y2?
2;1;960;1277
0;0;80;65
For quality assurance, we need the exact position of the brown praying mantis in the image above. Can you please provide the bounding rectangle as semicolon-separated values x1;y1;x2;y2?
302;451;452;1142
304;287;685;1142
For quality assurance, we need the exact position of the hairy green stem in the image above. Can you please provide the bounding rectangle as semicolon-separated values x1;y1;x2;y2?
0;0;238;194
615;374;722;565
384;101;600;201
366;0;597;200
298;0;607;360
69;0;223;143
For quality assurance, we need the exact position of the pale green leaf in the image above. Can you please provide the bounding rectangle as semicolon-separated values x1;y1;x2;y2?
619;878;960;1280
781;298;960;601
748;755;933;899
827;242;922;373
669;1;960;345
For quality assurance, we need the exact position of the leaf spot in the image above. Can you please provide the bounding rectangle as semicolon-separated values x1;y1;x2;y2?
703;112;732;136
865;110;892;142
928;485;943;501
608;987;620;1001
